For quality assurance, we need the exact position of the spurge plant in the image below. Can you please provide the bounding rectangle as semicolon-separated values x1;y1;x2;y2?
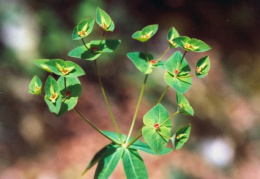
29;7;211;178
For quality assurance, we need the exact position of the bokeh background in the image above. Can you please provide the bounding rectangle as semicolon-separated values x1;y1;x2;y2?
0;0;260;178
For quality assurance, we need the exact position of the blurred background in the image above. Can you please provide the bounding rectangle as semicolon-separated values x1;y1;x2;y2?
0;0;260;178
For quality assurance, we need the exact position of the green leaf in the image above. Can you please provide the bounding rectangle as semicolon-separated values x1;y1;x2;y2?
173;36;190;50
142;104;172;154
164;72;192;94
101;131;173;155
29;75;42;95
195;56;210;78
153;61;165;70
164;51;192;94
94;145;124;179
122;149;148;179
96;7;115;32
173;36;211;52
167;27;180;48
72;18;95;40
68;40;121;61
164;51;191;76
102;130;127;144
172;125;191;150
45;59;85;77
127;52;155;74
34;59;53;73
44;76;61;114
132;24;158;42
130;140;172;155
82;144;112;176
57;76;82;116
176;92;194;116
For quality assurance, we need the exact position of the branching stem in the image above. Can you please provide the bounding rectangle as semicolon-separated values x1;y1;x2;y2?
178;51;187;71
99;30;106;46
94;60;123;143
157;85;169;104
157;131;172;139
81;38;90;50
126;125;144;148
144;43;149;62
73;108;120;145
125;74;149;144
178;74;195;79
160;111;179;126
156;47;170;62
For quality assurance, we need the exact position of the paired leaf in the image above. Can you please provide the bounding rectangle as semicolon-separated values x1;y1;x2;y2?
142;103;172;154
45;59;85;77
130;139;172;155
44;76;61;114
94;145;124;179
167;27;180;48
101;131;173;155
164;51;192;94
102;130;127;144
172;125;191;150
68;40;121;61
195;56;210;78
176;92;194;116
82;144;112;175
57;76;82;116
72;18;95;40
132;25;158;42
96;8;115;31
34;59;52;73
173;36;211;52
153;61;165;70
127;52;157;74
122;149;148;179
29;76;42;95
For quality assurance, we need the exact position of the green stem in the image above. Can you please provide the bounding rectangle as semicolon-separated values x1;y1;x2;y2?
94;60;123;143
99;30;106;46
157;85;169;104
62;77;68;102
126;134;142;148
81;38;90;51
126;126;144;148
73;108;120;145
125;74;149;144
156;47;170;62
160;111;179;126
157;131;172;139
178;51;187;71
178;74;195;79
144;43;149;62
64;77;67;92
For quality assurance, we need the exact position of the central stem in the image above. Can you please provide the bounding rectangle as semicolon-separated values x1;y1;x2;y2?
94;60;123;143
125;74;149;144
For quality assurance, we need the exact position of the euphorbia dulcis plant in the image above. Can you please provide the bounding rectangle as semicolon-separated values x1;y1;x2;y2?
29;7;211;179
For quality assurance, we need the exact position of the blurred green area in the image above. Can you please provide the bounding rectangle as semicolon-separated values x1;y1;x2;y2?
0;0;260;178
